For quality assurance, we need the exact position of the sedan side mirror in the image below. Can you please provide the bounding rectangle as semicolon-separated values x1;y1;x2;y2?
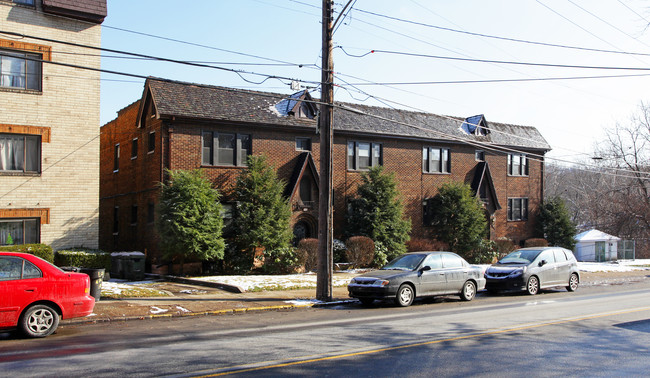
420;265;431;272
538;260;547;267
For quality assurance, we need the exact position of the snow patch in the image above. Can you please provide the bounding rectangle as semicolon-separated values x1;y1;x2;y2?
150;306;168;314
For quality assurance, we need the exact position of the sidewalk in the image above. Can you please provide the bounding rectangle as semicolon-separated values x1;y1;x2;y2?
62;283;354;325
61;270;650;326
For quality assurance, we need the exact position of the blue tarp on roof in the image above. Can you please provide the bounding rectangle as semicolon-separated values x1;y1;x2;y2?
461;114;486;134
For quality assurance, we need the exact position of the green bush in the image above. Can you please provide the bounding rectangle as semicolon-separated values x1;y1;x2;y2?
55;249;111;270
373;241;389;268
465;239;499;264
1;244;54;263
260;246;299;274
333;239;347;263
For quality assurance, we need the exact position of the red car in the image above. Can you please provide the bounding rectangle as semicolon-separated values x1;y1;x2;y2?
0;252;95;337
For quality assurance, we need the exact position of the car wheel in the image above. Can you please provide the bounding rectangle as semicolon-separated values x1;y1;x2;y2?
567;273;579;292
20;304;60;338
395;284;415;307
460;281;476;301
526;276;540;295
359;298;375;306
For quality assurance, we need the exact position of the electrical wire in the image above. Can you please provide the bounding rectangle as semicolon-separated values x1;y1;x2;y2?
352;4;650;57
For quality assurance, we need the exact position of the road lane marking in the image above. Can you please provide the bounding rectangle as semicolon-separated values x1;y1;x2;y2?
188;305;650;377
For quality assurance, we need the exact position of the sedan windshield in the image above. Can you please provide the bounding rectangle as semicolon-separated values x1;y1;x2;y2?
498;249;541;264
382;254;425;271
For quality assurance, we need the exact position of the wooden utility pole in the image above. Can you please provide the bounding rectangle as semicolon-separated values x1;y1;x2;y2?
316;0;334;301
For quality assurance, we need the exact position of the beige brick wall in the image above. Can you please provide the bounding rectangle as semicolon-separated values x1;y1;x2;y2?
0;3;101;249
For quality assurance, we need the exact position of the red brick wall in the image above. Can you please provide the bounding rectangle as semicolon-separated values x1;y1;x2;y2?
100;108;545;264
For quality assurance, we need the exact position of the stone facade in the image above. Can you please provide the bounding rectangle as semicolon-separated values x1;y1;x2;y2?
100;79;550;268
0;1;105;249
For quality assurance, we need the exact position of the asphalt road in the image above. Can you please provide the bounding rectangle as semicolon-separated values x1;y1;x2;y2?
1;282;649;377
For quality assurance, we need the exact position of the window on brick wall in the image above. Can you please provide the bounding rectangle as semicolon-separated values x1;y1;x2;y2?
422;146;451;173
221;203;234;227
0;218;39;245
507;198;528;221
131;138;138;159
475;150;485;162
508;153;528;176
13;0;35;5
0;133;40;173
347;141;382;170
113;206;119;235
147;203;155;224
148;131;155;153
130;205;138;226
296;137;311;151
113;144;120;172
202;131;251;166
0;48;41;91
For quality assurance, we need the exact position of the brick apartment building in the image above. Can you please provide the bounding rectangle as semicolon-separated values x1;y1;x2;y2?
1;0;106;249
100;78;550;268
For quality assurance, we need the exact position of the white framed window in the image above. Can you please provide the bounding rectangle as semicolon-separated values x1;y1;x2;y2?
508;153;528;176
423;146;450;173
507;198;528;221
347;141;382;170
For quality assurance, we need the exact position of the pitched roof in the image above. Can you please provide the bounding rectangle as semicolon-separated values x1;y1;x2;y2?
575;229;621;242
144;78;551;151
42;0;107;23
470;161;501;211
284;152;320;199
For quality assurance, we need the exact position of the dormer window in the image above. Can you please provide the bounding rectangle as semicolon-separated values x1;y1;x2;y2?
274;90;317;119
461;115;490;136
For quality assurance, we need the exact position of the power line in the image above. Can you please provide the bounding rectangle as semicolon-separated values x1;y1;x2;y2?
340;48;650;72
0;30;320;87
352;4;650;57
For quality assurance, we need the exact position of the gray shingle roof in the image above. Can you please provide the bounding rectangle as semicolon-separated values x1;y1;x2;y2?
146;78;550;151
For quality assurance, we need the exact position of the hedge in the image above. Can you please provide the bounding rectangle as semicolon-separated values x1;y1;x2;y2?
54;249;112;270
1;244;54;263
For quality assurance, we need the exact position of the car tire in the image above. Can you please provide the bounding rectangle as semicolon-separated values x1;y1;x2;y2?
460;281;476;301
566;273;579;292
359;298;375;306
20;304;60;338
526;276;540;295
394;284;415;307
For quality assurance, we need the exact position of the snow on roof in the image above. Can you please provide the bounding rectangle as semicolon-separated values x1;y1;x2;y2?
575;229;621;242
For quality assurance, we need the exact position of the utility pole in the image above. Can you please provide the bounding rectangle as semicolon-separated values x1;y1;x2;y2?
316;0;334;301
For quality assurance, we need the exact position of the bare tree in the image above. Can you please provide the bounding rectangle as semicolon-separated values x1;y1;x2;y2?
546;103;650;258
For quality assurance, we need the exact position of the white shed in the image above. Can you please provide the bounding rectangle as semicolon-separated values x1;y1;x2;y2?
574;229;620;262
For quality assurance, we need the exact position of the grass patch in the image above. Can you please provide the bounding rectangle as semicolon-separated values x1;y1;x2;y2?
101;283;170;299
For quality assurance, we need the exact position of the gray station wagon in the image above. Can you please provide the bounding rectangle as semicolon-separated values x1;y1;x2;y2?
484;247;580;295
348;251;486;307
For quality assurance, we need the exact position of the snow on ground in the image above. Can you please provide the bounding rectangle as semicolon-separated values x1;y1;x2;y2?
150;306;168;314
194;272;354;291
578;259;650;272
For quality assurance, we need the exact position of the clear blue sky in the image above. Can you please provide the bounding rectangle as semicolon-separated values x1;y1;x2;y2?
100;0;650;164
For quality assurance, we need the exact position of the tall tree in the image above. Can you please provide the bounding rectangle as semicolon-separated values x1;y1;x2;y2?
428;182;487;256
536;196;577;250
227;155;293;273
345;166;411;261
157;169;225;274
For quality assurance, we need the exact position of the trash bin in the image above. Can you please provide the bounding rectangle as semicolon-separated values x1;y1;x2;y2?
110;254;123;279
122;253;145;281
80;268;104;301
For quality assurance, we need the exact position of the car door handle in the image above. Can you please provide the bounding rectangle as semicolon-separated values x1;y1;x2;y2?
25;288;36;292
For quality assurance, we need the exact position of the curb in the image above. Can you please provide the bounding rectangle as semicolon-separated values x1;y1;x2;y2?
60;299;357;326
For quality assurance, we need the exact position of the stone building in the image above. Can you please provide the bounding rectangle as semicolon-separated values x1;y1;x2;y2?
100;78;550;268
0;0;106;249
